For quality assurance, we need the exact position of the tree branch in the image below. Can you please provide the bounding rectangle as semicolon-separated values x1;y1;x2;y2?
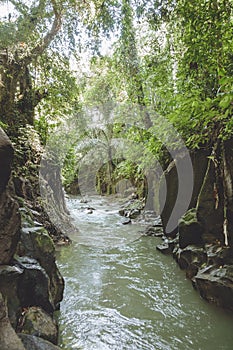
25;0;63;64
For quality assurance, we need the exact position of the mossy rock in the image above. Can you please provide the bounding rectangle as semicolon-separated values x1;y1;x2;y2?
19;226;55;261
19;207;35;228
178;209;203;249
20;307;58;345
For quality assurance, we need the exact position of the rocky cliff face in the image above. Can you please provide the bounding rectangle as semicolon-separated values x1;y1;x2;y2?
0;127;64;350
159;140;233;312
0;129;21;265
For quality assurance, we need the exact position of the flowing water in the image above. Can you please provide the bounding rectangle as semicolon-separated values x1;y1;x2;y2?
56;195;233;350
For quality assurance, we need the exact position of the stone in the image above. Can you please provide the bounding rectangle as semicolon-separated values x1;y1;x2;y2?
17;223;64;310
0;128;14;195
0;184;21;265
0;188;21;262
0;265;23;327
119;208;125;216
206;244;233;266
16;256;55;314
19;307;58;344
159;149;210;237
19;226;55;267
0;292;26;350
19;334;61;350
174;245;207;274
178;208;203;249
196;156;225;244
121;218;131;225
156;242;171;254
129;208;141;219
193;265;233;311
0;129;21;265
119;198;144;219
144;226;163;237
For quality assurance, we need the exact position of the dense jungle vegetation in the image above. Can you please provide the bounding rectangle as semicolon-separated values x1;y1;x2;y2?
0;0;233;193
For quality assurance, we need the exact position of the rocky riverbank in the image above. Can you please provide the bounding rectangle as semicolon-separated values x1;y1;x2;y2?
0;128;68;349
157;141;233;312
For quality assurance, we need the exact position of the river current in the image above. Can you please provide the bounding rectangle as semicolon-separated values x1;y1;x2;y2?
56;195;233;350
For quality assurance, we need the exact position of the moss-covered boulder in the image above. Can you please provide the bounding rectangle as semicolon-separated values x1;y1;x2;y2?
19;307;58;344
17;209;64;310
178;209;203;249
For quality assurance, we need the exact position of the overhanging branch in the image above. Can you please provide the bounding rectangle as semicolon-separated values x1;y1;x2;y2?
25;0;63;64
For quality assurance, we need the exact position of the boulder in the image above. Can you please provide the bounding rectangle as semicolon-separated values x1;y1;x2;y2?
0;128;14;195
193;265;233;311
206;244;233;266
18;334;61;350
156;242;171;254
18;226;55;269
196;157;225;244
0;265;23;328
174;245;207;279
16;256;55;314
0;292;26;350
178;209;203;249
144;226;163;237
121;217;131;225
119;198;144;219
19;307;58;344
17;222;64;309
159;149;210;237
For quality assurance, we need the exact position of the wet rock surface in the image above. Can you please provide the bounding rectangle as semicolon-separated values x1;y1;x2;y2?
18;334;61;350
0;292;26;350
16;256;56;314
17;214;64;310
119;198;145;219
193;265;233;311
18;307;58;344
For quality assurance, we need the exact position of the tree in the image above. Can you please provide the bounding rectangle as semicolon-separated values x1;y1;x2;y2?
0;0;64;133
0;0;122;137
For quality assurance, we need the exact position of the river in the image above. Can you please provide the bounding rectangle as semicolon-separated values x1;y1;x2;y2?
56;195;233;350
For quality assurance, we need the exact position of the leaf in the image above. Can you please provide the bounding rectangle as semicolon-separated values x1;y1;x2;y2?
219;95;232;109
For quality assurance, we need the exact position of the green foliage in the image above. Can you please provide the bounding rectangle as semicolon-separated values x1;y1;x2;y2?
62;146;78;187
1;0;233;188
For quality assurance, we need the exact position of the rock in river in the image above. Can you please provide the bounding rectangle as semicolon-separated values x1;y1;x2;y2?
18;334;61;350
19;307;58;345
193;264;233;311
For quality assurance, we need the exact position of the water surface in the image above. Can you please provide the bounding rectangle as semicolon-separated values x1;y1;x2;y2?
57;196;233;350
